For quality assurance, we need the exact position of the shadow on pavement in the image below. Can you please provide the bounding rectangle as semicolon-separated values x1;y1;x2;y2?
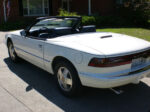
4;58;150;112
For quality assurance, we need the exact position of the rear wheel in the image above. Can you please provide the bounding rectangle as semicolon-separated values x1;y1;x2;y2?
54;61;82;97
8;41;19;62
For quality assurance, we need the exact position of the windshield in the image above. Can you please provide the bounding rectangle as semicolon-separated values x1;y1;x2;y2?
30;18;78;31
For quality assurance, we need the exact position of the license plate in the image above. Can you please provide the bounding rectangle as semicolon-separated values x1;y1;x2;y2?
132;58;146;68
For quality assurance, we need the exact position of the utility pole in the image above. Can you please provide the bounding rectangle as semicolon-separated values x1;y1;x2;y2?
88;0;91;15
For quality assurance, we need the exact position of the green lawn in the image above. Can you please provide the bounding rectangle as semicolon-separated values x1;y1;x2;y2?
97;28;150;41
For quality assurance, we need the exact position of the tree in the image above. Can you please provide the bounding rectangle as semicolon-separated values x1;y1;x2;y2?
116;0;150;27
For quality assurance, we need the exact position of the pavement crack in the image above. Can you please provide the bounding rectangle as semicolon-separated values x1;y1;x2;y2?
0;84;33;112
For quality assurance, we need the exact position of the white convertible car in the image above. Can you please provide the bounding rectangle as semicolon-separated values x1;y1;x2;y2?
5;16;150;96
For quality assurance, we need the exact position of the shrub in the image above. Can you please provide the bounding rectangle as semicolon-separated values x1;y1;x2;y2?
82;16;130;28
58;9;79;16
58;9;96;26
82;16;96;26
57;9;140;28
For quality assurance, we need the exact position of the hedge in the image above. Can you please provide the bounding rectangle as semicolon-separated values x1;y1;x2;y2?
0;9;149;31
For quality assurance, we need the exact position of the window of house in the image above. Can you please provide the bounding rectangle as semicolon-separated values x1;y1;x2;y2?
23;0;49;16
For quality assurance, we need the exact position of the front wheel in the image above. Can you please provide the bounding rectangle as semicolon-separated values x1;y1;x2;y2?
54;61;83;97
8;41;19;62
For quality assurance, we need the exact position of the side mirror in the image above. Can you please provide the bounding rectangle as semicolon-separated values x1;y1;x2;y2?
20;30;26;37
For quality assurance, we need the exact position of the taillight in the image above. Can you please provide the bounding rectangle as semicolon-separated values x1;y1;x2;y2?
88;56;132;67
88;49;150;67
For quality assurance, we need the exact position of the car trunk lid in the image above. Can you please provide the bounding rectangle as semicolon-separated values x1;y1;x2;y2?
72;32;150;57
49;32;150;57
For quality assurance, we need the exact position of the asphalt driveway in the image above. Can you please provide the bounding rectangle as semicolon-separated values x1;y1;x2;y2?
0;31;150;112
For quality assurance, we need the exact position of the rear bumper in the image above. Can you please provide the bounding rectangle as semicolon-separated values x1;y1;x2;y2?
79;66;150;88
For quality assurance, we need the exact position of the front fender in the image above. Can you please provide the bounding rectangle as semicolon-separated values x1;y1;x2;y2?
5;34;12;46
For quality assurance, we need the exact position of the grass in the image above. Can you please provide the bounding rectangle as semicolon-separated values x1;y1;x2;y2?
97;28;150;41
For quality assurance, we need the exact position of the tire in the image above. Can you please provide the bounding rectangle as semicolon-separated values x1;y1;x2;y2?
8;41;19;63
54;61;83;97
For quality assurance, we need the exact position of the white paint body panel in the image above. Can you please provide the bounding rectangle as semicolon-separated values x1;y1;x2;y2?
5;30;150;88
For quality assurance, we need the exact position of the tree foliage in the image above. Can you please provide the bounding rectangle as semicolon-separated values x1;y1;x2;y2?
116;0;150;27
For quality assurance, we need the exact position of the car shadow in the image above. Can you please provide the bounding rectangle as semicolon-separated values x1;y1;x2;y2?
4;58;150;112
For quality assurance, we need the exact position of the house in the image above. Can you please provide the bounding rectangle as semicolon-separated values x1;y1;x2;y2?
0;0;116;22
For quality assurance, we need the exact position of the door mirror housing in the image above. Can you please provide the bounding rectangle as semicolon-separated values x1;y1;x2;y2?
20;30;27;37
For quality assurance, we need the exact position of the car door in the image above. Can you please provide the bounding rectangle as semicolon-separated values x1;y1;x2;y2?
16;18;57;70
15;21;49;70
17;36;45;70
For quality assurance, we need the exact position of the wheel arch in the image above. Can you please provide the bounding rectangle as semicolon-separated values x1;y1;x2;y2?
52;56;78;75
6;37;12;47
52;56;83;96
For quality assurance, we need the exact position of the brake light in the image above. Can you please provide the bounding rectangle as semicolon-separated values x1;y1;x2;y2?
88;56;132;67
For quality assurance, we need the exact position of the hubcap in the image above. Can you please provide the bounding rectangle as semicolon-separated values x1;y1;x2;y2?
9;44;15;60
57;67;73;91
